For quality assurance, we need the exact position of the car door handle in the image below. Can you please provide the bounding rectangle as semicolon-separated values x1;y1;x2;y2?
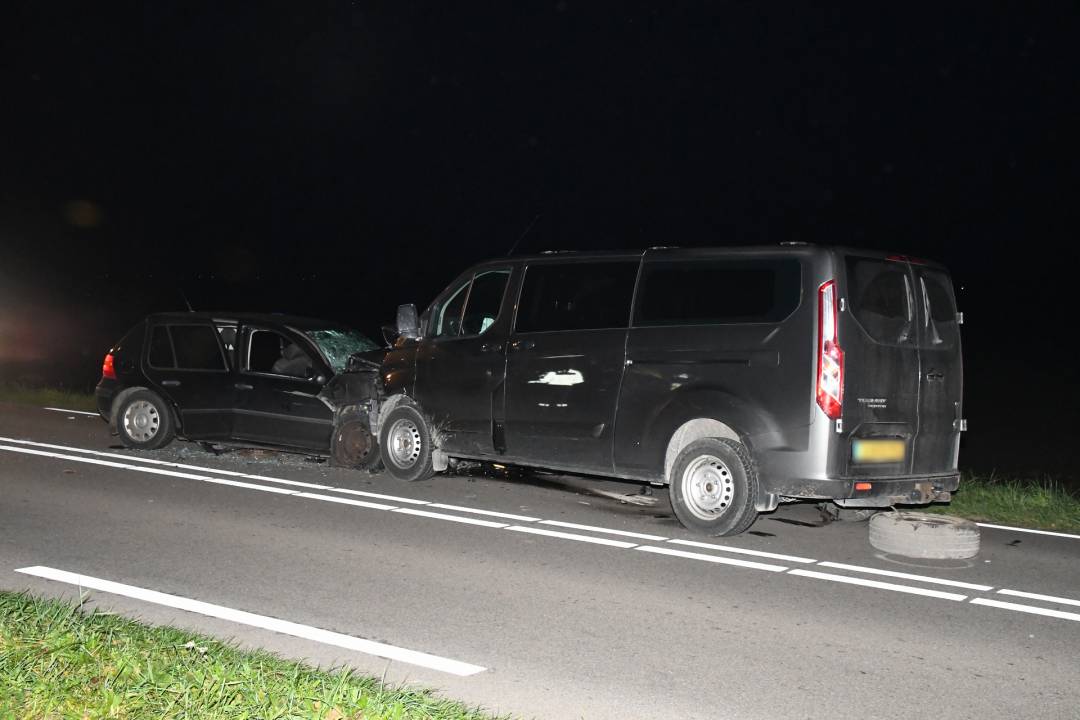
480;342;503;354
161;380;181;387
234;382;254;391
510;339;535;352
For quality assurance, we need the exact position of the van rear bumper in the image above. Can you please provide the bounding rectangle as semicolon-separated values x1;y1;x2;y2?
777;472;961;508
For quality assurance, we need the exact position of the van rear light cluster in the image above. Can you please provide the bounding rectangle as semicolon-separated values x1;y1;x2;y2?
101;353;116;380
816;280;843;420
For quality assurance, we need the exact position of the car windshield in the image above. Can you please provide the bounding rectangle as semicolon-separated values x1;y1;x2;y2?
303;328;378;372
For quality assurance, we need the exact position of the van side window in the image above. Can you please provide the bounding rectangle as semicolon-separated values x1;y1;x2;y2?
846;257;913;345
169;325;227;371
461;269;510;336
148;325;175;368
433;281;470;338
516;262;638;333
635;259;801;326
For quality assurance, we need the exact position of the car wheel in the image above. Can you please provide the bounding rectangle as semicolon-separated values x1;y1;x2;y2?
378;404;435;482
868;511;980;559
669;438;759;536
331;415;382;471
116;390;175;450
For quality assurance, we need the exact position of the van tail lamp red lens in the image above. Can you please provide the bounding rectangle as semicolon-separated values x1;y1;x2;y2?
102;353;116;380
816;280;844;420
854;482;873;491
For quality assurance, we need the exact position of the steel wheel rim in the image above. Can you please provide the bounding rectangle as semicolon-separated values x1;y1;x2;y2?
387;418;422;468
681;454;735;520
123;400;160;443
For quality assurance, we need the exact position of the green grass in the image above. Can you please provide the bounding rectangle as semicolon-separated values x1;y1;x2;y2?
928;471;1080;532
0;382;97;412
0;591;508;720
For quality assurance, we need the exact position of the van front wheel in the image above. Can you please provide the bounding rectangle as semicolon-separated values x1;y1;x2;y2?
669;438;759;536
378;404;435;482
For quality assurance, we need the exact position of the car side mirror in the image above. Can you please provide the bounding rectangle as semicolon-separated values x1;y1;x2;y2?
396;303;420;340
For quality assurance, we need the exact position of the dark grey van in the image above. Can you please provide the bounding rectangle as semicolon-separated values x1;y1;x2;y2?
375;245;964;536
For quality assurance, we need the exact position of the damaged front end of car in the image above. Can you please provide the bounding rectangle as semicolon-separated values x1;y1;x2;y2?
318;352;385;470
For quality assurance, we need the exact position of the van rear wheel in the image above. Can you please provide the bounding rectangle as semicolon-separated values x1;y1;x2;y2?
669;438;759;536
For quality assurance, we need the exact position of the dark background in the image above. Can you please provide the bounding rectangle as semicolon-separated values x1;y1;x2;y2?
2;2;1078;479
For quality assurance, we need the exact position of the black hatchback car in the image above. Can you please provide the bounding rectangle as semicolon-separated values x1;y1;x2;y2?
96;312;382;466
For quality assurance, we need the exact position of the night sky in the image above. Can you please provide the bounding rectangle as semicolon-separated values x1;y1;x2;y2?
2;2;1079;477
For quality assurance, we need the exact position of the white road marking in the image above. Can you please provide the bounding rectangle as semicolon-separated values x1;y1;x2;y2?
817;561;994;591
667;538;816;564
43;407;98;416
539;519;668;541
975;523;1080;540
14;565;486;676
788;569;968;601
393;508;508;528
505;525;638;548
427;503;541;522
971;598;1080;622
637;545;788;572
294;492;397;511
997;588;1080;608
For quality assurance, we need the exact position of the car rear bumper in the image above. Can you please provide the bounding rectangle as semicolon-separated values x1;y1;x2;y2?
94;380;119;422
779;472;961;507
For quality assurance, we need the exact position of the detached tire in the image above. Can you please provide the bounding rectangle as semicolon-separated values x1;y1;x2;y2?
669;438;759;536
116;389;175;450
868;512;980;559
378;404;435;482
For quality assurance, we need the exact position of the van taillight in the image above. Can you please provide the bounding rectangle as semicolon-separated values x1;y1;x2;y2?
816;280;843;420
102;353;116;380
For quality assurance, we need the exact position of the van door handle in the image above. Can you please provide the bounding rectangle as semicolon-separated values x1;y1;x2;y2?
510;339;535;352
480;342;503;354
925;371;945;382
161;380;181;387
235;382;254;391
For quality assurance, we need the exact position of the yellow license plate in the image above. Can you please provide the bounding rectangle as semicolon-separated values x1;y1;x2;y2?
852;439;906;463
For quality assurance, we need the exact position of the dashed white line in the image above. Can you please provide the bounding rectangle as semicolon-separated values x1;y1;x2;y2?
637;545;788;572
975;523;1080;540
817;561;994;591
667;538;816;564
970;598;1080;622
43;407;98;416
427;503;541;522
996;588;1080;608
538;519;668;542
505;525;638;548
788;569;969;601
393;507;508;528
294;492;397;511
14;565;486;676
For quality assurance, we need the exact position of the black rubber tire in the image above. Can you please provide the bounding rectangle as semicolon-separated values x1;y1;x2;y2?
868;511;981;559
668;438;759;536
330;414;382;472
116;389;175;450
378;404;435;482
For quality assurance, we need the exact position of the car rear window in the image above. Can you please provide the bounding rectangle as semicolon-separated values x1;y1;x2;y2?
169;325;227;371
846;257;913;345
516;261;638;333
634;258;801;326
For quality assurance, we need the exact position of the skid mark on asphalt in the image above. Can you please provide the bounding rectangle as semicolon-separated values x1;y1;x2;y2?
4;437;1080;625
14;566;486;676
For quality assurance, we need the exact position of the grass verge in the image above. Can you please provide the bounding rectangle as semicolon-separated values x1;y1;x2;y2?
0;591;506;720
0;383;97;413
928;471;1080;532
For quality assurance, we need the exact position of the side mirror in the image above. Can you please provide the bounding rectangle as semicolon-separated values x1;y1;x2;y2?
396;303;420;340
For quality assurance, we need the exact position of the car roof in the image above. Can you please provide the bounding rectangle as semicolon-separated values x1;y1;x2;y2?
146;312;354;332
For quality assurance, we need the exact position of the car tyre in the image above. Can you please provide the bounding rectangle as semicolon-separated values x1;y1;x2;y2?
378;404;435;482
116;389;175;450
669;438;759;536
868;511;980;559
331;413;382;472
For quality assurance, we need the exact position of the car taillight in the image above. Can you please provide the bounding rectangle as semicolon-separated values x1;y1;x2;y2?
816;280;843;420
102;353;116;380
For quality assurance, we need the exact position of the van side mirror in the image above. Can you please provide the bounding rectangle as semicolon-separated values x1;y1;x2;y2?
396;304;420;340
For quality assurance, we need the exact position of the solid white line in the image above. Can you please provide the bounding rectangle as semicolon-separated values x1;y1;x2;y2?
788;569;968;601
974;523;1080;540
427;503;541;522
667;538;816;564
14;565;485;676
637;545;788;572
971;598;1080;622
997;588;1080;608
43;407;99;417
294;492;397;511
393;508;508;528
817;561;994;591
538;519;667;541
505;525;638;548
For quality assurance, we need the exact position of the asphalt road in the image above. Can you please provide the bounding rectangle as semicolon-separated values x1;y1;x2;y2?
1;402;1078;719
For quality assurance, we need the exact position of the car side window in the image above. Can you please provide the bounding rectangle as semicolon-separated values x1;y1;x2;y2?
147;325;176;368
245;328;316;379
515;261;638;333
169;325;227;371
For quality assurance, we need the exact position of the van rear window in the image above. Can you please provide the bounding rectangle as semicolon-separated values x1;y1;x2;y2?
846;257;913;345
634;259;801;326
